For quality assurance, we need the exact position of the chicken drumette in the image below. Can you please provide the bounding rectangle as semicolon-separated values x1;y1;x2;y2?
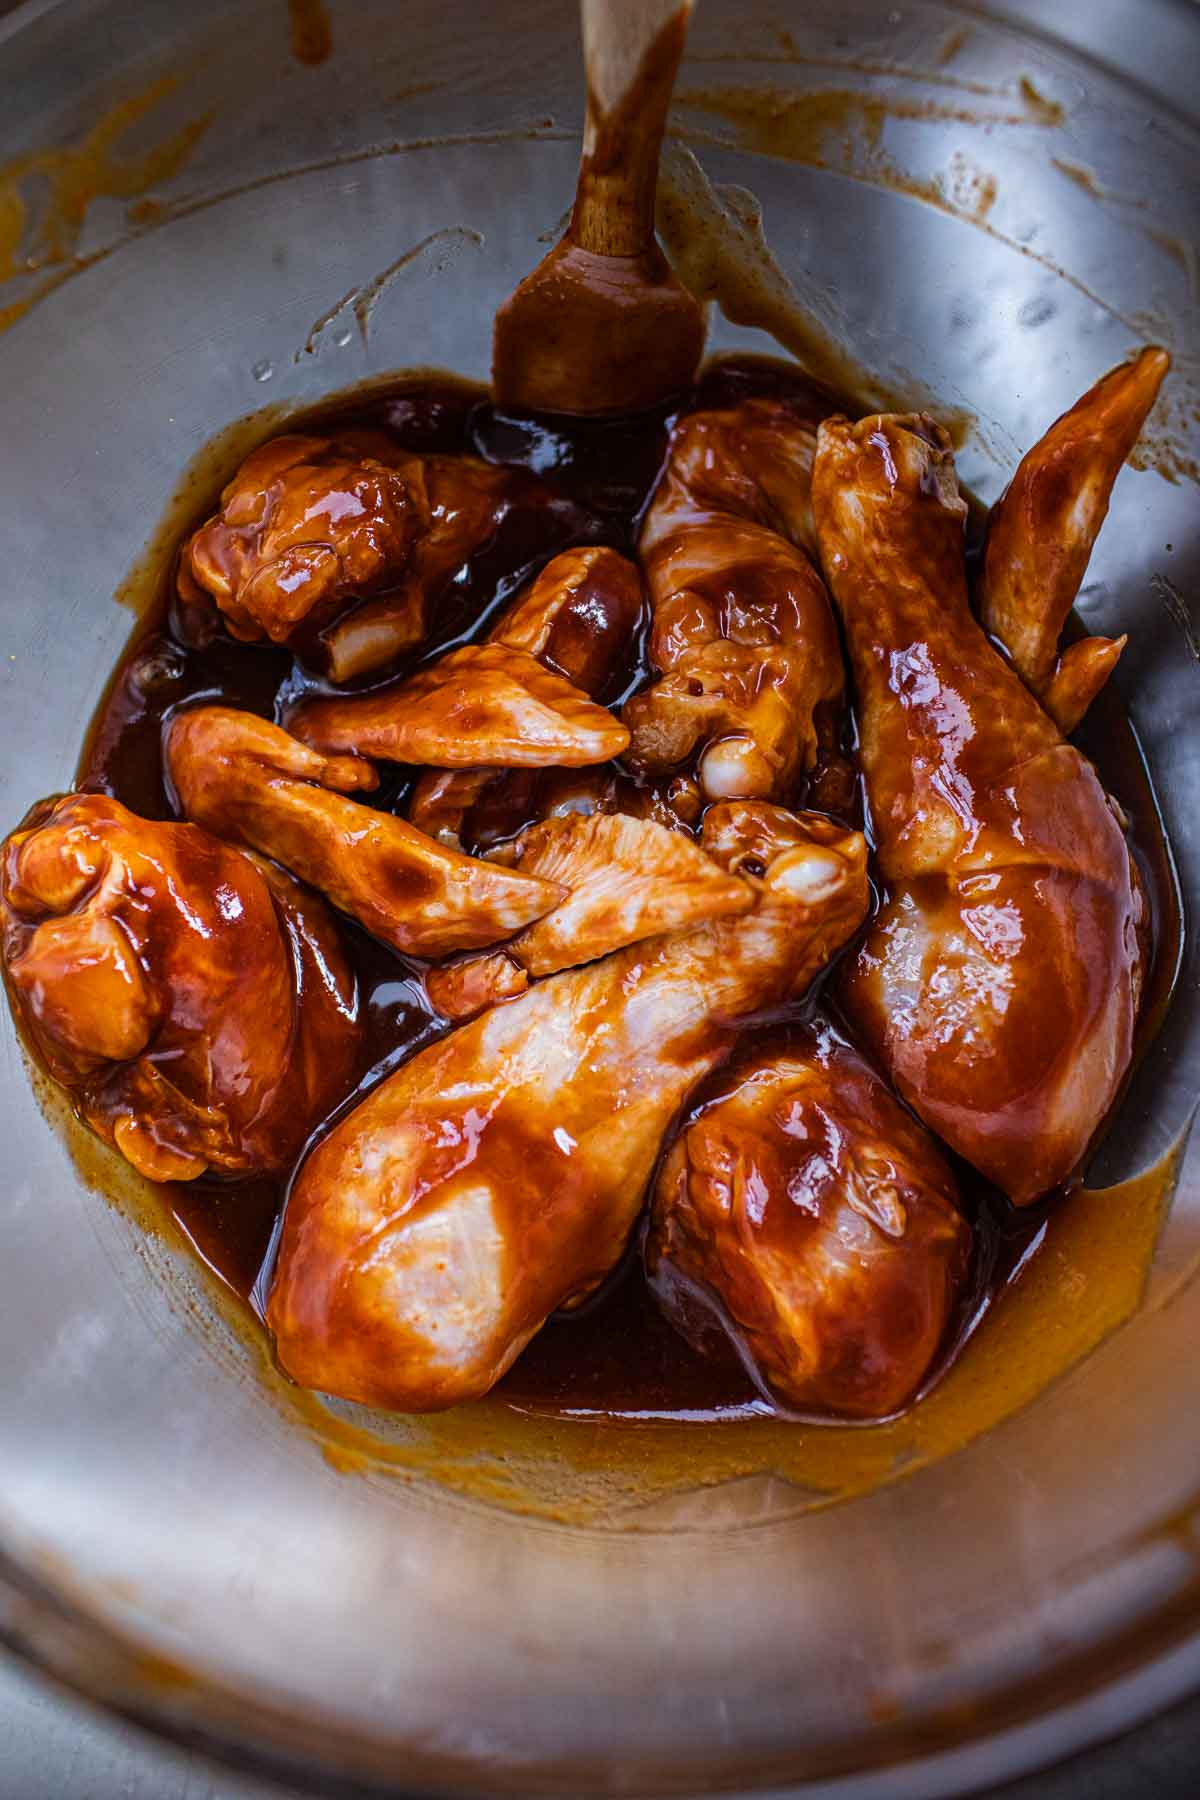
648;1029;970;1419
624;397;844;802
178;430;590;681
267;804;869;1411
812;411;1145;1204
1;793;358;1181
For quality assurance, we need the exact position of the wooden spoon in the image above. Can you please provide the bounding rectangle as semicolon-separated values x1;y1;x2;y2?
492;0;706;417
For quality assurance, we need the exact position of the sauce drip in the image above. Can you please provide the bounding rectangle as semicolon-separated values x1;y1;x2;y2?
75;358;1181;1426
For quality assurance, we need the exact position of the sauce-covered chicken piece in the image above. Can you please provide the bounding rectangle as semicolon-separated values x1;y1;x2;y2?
166;708;562;958
424;949;531;1025
179;431;591;680
407;546;644;849
289;642;629;769
1;793;358;1181
178;433;422;650
425;810;753;1020
812;413;1144;1205
979;347;1169;733
492;544;646;693
322;457;593;684
648;1030;970;1419
624;398;844;801
267;804;869;1410
490;810;753;975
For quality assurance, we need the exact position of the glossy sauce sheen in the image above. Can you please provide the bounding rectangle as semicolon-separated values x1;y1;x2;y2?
76;361;1180;1424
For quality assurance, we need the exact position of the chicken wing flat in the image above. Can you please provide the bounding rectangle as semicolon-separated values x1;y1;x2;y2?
267;804;869;1410
406;547;644;848
813;412;1144;1205
179;431;591;680
165;707;562;958
624;398;844;801
979;347;1169;733
1;793;358;1181
648;1028;970;1419
289;643;629;769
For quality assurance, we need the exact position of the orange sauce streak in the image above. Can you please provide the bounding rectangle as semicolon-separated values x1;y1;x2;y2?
0;77;211;333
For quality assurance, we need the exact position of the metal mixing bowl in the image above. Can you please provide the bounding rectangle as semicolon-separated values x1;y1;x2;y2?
1;1;1198;1793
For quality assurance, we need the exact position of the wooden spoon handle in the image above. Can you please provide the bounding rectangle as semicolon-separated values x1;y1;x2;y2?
571;0;695;259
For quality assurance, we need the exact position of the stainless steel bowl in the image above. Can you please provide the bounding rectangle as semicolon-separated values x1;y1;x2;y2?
1;1;1198;1792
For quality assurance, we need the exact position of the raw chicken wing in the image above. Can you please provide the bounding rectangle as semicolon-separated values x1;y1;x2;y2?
489;544;645;694
492;810;752;975
426;810;753;1020
267;804;869;1410
407;546;644;848
289;643;629;768
178;432;424;650
624;398;844;801
979;347;1169;733
321;454;593;682
648;1028;970;1418
166;707;562;958
812;412;1144;1204
180;431;591;680
1;793;358;1181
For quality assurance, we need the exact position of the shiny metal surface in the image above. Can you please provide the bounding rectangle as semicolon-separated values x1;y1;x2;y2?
6;1643;1200;1800
0;1;1198;1794
0;1648;291;1800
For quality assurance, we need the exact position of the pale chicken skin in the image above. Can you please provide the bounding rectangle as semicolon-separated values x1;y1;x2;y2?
179;431;590;680
1;793;358;1181
812;412;1144;1205
289;642;630;769
426;811;754;1021
267;805;869;1411
979;347;1169;733
407;546;645;849
648;1030;971;1419
624;398;844;802
493;810;753;976
165;707;563;958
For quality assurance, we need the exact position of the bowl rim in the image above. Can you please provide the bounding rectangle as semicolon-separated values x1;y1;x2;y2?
2;0;1200;1792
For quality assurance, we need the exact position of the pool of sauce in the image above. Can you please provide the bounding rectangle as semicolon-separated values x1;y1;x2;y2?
74;357;1182;1427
